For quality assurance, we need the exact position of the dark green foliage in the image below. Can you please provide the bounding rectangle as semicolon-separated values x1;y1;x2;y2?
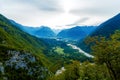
64;61;80;80
42;38;92;73
48;61;110;80
91;30;120;80
78;62;110;80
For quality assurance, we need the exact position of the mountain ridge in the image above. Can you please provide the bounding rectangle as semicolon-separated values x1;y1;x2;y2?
10;20;56;38
79;13;120;53
57;26;96;40
90;13;120;37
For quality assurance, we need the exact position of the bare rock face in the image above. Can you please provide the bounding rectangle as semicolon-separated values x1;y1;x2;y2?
0;50;50;80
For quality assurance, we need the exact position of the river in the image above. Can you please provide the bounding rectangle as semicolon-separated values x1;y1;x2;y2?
67;44;94;58
55;44;94;75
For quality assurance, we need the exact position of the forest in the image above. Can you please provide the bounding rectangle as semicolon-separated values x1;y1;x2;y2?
48;30;120;80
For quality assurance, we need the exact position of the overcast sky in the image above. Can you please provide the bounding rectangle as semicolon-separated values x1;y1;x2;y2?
0;0;120;29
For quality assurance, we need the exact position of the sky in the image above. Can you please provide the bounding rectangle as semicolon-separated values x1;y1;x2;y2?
0;0;120;29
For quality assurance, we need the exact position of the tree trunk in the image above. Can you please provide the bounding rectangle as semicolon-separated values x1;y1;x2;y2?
106;61;117;80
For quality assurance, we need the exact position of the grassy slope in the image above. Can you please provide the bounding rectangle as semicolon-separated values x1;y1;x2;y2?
0;14;51;67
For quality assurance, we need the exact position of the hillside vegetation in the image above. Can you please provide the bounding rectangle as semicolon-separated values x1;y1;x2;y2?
0;14;51;79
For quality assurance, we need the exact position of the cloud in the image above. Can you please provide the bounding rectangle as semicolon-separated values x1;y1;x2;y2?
33;0;63;12
69;0;120;17
0;0;120;29
65;17;89;26
70;8;119;17
73;17;89;24
31;0;63;12
0;0;63;13
0;0;65;27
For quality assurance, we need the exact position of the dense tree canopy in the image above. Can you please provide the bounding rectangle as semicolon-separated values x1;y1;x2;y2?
91;30;120;80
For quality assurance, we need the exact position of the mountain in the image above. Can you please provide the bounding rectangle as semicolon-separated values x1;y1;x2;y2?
57;26;96;40
34;26;56;38
79;13;120;53
10;20;56;38
52;29;62;34
78;26;97;35
0;14;51;79
0;14;93;79
10;20;37;34
90;13;120;37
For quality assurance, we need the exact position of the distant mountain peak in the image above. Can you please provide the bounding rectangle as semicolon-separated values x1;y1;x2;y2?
91;13;120;37
10;20;56;38
57;26;96;40
34;26;56;38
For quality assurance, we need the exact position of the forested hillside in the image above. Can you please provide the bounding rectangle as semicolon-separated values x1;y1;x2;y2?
0;14;51;79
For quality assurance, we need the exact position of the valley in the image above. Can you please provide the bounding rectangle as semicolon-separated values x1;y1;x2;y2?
0;13;120;80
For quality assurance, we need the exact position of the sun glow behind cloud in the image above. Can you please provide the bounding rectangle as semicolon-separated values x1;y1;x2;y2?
61;0;74;13
34;0;81;29
53;0;81;29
